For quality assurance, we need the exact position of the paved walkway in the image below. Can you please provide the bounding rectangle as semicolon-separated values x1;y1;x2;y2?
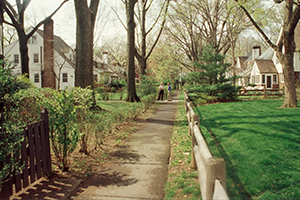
73;91;180;200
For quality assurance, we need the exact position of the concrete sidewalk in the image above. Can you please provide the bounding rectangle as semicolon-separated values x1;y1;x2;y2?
72;91;180;200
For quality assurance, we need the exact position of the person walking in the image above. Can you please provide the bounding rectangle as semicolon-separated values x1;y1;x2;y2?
157;82;164;100
167;82;172;101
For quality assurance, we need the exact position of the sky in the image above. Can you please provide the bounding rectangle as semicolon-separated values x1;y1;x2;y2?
10;0;127;47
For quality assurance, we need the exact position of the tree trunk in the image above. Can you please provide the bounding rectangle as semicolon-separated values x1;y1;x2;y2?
19;32;29;76
281;31;297;107
140;3;146;76
74;1;94;88
125;0;140;102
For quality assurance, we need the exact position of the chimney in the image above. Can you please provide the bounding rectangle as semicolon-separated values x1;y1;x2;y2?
42;19;56;89
103;51;108;64
252;46;261;60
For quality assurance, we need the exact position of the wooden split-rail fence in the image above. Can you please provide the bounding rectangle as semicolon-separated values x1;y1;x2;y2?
184;91;229;200
0;109;51;199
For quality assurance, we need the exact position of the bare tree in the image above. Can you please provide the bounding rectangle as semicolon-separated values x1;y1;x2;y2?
54;60;67;90
114;0;170;77
165;1;202;71
134;0;170;76
125;0;140;102
0;0;69;76
235;0;298;107
3;25;17;45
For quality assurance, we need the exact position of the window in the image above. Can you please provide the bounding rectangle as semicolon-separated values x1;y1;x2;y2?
255;75;260;84
34;73;39;83
251;75;255;84
93;74;98;82
31;35;37;44
14;54;19;64
62;73;68;82
273;74;277;84
33;54;39;63
262;75;265;84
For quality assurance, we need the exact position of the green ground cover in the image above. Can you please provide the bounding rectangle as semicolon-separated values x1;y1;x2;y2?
195;99;300;199
164;91;200;199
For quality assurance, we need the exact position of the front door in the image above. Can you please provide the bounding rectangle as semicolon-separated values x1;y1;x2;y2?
266;75;272;89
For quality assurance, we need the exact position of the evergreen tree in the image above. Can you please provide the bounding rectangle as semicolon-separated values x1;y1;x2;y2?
185;45;240;102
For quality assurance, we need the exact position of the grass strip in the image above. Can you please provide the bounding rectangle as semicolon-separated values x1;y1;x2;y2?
164;91;200;199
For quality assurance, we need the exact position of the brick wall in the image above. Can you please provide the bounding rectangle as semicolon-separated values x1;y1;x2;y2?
42;19;56;89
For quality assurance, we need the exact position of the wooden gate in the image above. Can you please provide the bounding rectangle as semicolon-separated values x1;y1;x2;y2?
0;109;51;199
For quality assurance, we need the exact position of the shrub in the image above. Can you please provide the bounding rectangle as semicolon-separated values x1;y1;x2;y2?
138;74;157;98
0;63;33;190
43;90;79;171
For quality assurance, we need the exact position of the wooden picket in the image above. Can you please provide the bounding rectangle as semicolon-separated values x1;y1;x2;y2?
0;109;51;199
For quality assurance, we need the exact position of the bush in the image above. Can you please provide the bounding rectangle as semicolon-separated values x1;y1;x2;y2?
0;63;33;190
13;88;91;171
43;90;79;171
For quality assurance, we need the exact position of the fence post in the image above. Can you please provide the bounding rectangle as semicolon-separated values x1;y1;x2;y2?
204;157;226;200
40;108;52;175
190;122;197;169
263;85;267;99
190;113;199;169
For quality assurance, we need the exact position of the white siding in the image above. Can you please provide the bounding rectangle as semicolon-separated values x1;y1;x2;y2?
294;52;300;72
4;32;75;89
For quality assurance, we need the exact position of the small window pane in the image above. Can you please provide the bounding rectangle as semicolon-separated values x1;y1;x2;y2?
251;75;255;84
34;73;39;83
262;75;265;84
14;54;19;64
34;54;39;63
93;75;98;82
31;35;37;44
273;75;277;84
62;73;68;82
255;75;260;84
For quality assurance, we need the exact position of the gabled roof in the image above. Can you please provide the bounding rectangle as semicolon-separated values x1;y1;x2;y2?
255;59;277;73
258;47;274;60
36;29;73;54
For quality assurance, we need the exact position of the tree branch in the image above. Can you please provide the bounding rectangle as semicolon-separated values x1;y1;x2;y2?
27;0;69;39
234;0;277;50
146;0;170;60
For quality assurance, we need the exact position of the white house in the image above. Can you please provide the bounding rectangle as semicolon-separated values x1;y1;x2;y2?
4;25;76;90
4;22;123;90
236;25;300;89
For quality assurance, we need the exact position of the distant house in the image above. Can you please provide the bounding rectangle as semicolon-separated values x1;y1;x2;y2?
236;25;300;90
93;52;126;84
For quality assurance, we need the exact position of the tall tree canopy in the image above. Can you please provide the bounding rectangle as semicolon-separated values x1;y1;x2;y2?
165;0;250;72
134;0;170;76
0;0;69;76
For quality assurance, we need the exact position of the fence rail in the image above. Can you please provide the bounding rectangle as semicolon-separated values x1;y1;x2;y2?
0;109;51;199
184;91;229;200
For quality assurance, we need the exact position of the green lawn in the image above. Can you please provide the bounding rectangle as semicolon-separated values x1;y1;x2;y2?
195;99;300;199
